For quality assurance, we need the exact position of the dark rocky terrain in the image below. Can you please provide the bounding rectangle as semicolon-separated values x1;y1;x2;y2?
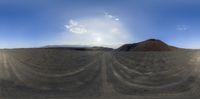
0;39;200;99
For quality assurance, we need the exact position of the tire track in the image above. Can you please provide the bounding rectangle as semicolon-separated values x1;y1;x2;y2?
1;50;10;80
101;52;116;96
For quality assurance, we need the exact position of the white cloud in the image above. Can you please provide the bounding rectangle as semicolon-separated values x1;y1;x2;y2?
176;25;190;31
104;12;119;21
62;13;131;47
65;20;87;34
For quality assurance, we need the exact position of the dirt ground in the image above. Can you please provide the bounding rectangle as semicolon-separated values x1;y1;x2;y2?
0;49;200;99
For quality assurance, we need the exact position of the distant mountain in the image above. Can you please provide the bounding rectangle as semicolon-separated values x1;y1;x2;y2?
116;43;140;51
42;45;113;51
117;39;180;51
91;46;113;51
43;45;91;48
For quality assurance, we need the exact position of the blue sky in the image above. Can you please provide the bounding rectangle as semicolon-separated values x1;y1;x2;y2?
0;0;200;48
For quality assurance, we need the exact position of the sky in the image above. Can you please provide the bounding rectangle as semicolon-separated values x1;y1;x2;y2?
0;0;200;48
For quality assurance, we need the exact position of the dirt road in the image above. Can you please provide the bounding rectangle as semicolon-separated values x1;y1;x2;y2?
0;50;200;99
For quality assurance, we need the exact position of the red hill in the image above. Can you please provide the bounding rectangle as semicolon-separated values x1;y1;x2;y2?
117;39;178;51
132;39;171;51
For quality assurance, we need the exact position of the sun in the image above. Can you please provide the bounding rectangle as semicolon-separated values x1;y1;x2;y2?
62;12;131;47
96;37;102;42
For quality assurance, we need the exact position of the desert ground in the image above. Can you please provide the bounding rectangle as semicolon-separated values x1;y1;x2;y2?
0;49;200;99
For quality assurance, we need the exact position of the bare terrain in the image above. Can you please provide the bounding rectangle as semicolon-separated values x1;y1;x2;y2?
0;49;200;99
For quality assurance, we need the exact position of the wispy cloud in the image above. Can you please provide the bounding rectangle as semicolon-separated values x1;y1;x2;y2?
104;12;119;21
63;12;130;47
176;25;190;31
65;20;87;34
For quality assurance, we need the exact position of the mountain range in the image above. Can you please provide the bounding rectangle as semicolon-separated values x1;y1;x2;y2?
43;39;184;51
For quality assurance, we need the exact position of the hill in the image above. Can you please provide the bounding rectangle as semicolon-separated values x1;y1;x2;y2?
42;45;113;51
117;39;179;51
